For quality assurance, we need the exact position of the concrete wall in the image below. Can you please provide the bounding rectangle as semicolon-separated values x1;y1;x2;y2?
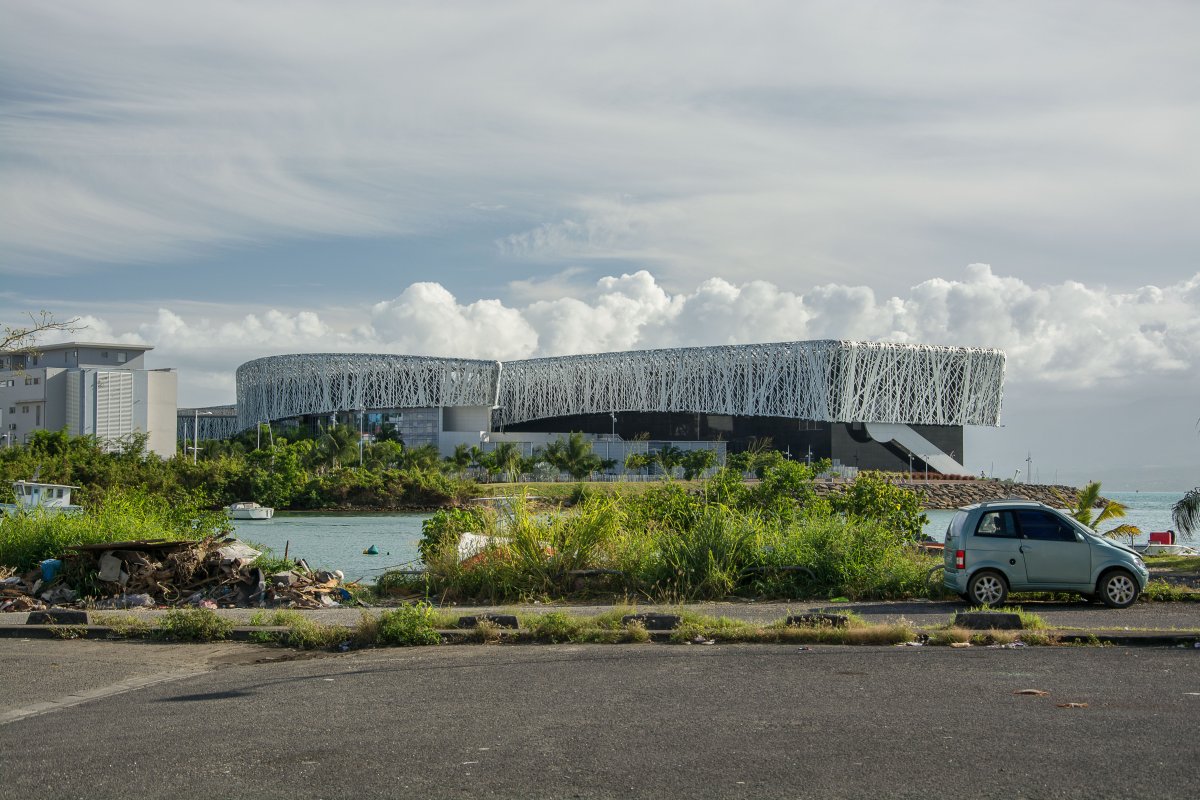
442;405;492;433
135;370;178;458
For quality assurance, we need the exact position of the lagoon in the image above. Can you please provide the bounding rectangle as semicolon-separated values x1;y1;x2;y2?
232;491;1192;582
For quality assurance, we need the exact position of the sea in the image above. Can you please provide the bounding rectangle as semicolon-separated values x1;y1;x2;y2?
230;491;1191;582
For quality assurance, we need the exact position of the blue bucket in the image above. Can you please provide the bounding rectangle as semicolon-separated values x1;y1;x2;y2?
41;559;63;582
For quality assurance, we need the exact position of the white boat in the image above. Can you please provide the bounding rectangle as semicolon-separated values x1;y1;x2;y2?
1;480;83;516
225;501;275;520
1134;543;1200;557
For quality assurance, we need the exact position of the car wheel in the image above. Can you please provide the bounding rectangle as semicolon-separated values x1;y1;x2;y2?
1098;569;1139;609
967;570;1008;607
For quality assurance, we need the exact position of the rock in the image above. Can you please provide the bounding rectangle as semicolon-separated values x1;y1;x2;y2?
955;611;1024;630
457;614;519;629
27;609;89;625
622;613;681;630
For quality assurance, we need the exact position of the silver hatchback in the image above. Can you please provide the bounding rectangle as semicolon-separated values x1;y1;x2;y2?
943;500;1149;607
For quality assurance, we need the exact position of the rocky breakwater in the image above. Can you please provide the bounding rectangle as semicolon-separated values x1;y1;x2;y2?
814;478;1084;510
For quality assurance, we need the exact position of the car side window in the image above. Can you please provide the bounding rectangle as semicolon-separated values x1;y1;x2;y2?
975;510;1016;538
1016;510;1078;542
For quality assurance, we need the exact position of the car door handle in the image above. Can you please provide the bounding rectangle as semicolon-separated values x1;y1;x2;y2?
1019;545;1030;553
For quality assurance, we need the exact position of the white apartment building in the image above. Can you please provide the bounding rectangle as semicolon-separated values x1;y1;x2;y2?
0;342;178;458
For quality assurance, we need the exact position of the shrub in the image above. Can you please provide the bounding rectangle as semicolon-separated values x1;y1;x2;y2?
377;603;441;646
155;608;233;642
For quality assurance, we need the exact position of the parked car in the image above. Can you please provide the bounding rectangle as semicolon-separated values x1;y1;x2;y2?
942;500;1149;608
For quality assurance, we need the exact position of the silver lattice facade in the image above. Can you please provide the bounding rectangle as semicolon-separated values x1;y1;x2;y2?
206;341;1005;474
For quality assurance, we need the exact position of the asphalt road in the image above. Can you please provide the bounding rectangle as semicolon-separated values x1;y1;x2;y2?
2;640;1198;799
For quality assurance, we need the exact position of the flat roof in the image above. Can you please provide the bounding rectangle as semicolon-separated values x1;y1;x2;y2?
12;341;154;352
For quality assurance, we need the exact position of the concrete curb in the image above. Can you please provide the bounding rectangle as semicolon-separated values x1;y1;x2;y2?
3;624;1199;647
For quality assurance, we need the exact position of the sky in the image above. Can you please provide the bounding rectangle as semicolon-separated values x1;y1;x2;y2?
2;1;1199;490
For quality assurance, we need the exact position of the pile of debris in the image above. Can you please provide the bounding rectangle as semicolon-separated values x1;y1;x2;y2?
0;537;351;611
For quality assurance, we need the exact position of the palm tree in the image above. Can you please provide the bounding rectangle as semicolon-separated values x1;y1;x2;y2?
447;443;472;476
485;442;523;482
543;432;602;480
1056;481;1141;544
1173;488;1200;540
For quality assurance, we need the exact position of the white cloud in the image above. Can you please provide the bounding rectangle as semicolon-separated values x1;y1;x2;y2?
26;265;1200;408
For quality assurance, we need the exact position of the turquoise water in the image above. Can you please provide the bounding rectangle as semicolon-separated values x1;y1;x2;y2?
231;492;1192;582
230;512;430;584
922;491;1186;543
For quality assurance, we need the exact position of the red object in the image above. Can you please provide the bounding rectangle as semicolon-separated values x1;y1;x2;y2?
955;550;966;569
1149;530;1176;545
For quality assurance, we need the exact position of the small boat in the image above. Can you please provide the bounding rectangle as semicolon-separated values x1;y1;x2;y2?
363;545;380;555
225;501;275;520
1;480;83;516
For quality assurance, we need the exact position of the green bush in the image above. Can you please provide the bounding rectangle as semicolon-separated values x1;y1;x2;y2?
377;603;442;646
156;608;233;642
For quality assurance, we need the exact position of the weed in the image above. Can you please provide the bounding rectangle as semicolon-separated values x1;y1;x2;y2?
248;609;348;648
963;605;1047;630
48;625;88;639
1142;580;1200;602
155;608;233;642
92;613;152;638
376;603;441;646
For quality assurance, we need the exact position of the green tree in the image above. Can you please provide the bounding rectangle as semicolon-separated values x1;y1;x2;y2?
542;433;603;480
829;471;927;540
447;443;473;476
483;442;523;482
680;448;717;480
624;452;653;476
1174;487;1199;540
654;444;684;478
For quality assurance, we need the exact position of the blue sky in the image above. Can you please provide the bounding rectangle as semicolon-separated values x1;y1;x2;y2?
2;1;1199;489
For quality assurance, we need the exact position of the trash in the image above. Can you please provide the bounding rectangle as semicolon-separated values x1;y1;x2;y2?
40;559;63;582
35;537;351;609
336;640;352;652
689;634;715;645
796;646;812;651
1013;689;1049;696
97;553;124;583
40;585;78;605
96;593;155;609
216;541;262;567
900;641;924;647
1056;702;1089;709
949;642;972;648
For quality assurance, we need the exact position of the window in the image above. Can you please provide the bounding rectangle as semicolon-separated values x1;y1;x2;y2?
7;407;13;414
101;351;109;357
117;352;127;363
24;378;32;385
1016;510;1078;542
22;406;28;414
32;377;38;384
7;424;15;431
975;510;1016;538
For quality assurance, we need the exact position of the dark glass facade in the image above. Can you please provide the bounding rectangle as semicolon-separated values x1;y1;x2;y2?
504;412;963;473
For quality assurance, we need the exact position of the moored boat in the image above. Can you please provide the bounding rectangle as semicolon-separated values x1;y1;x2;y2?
225;501;275;520
1;480;83;516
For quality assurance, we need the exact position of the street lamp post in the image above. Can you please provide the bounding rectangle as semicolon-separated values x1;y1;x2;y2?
359;409;365;467
193;409;213;464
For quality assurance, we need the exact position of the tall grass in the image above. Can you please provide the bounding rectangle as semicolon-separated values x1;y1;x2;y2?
0;487;229;571
419;492;939;604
